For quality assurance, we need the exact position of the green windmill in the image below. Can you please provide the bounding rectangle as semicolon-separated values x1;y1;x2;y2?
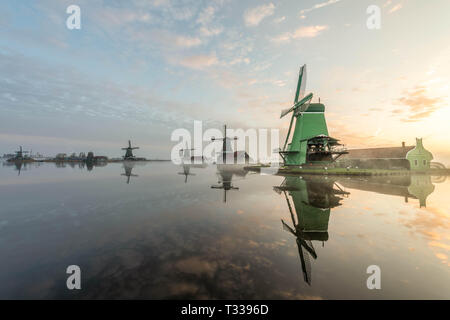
274;175;349;285
279;65;346;166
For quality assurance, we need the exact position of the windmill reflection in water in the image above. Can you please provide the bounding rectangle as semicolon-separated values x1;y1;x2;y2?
274;176;349;285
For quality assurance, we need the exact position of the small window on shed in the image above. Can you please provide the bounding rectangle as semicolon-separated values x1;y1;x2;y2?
414;160;418;166
423;160;426;165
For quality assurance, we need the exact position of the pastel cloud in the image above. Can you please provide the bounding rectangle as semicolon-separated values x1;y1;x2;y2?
196;6;215;25
178;53;218;69
127;29;202;50
196;6;223;37
244;3;275;27
0;51;199;128
395;86;442;122
399;206;450;264
273;16;286;24
389;4;403;14
272;25;328;43
174;35;202;47
299;0;341;17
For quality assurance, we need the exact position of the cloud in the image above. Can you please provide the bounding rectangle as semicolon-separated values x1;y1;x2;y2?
196;6;223;37
178;53;218;69
174;35;202;47
127;29;203;50
325;118;394;149
199;26;224;36
293;25;329;38
395;86;443;122
229;57;250;65
244;3;275;27
388;3;403;14
271;33;292;43
399;206;450;265
170;6;195;21
0;51;206;129
196;6;215;25
272;25;328;43
273;16;286;24
95;7;155;27
299;0;341;17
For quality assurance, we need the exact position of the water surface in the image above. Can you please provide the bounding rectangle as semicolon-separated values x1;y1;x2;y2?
0;161;449;299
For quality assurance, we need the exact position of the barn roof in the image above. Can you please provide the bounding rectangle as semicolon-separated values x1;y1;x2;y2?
340;146;414;159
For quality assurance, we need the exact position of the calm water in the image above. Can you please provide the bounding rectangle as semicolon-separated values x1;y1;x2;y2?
0;161;449;299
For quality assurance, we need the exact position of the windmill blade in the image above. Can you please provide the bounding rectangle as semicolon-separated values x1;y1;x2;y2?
295;92;313;112
273;187;282;195
282;111;295;150
280;105;295;119
304;238;312;247
298;237;317;259
294;64;307;103
294;101;311;116
284;191;298;227
281;219;297;236
281;94;312;150
298;241;312;285
280;92;313;119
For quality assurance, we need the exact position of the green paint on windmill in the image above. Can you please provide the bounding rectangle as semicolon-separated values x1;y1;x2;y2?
284;176;330;239
284;103;329;165
279;64;346;166
406;138;433;171
277;175;349;285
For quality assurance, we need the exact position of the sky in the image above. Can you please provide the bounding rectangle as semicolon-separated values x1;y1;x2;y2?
0;0;449;164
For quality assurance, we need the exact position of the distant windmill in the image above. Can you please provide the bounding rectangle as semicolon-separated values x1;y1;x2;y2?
211;125;238;164
7;146;30;163
122;140;139;160
15;146;29;160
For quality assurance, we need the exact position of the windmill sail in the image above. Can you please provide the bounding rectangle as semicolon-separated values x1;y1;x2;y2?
280;92;314;118
281;219;296;235
298;240;312;285
294;64;307;103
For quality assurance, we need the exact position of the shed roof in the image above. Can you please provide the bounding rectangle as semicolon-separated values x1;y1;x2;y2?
340;146;414;159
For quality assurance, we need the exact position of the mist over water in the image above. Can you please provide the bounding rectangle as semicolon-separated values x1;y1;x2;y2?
0;161;448;299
